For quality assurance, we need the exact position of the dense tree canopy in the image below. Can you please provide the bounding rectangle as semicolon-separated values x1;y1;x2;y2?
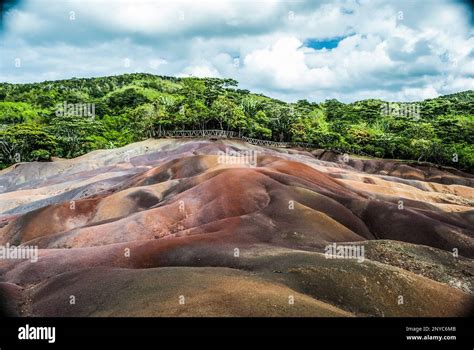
0;73;472;171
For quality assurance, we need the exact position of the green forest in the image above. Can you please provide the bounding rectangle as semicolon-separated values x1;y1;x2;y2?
0;73;472;171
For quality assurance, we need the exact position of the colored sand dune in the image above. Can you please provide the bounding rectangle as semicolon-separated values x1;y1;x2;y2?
0;139;473;317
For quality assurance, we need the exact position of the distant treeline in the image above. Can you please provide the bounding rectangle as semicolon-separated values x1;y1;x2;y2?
0;73;472;171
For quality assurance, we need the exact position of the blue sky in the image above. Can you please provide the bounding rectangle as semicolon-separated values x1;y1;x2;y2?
0;0;473;102
304;37;346;50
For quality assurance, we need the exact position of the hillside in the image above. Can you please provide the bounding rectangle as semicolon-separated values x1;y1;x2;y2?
0;74;473;172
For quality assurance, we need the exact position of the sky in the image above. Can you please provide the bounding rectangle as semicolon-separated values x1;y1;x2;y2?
0;0;473;102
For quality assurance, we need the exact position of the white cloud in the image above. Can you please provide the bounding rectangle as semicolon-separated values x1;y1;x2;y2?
3;9;49;34
242;36;336;90
180;64;221;78
148;58;168;70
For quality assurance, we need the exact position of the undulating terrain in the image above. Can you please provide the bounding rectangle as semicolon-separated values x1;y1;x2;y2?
0;138;473;317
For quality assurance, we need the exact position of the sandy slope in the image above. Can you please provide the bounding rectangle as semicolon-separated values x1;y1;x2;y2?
0;139;473;317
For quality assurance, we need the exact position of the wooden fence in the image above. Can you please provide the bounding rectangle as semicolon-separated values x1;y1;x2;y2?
156;129;313;149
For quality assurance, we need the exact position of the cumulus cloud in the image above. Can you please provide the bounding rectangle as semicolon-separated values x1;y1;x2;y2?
0;0;472;102
242;36;336;91
180;64;221;78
